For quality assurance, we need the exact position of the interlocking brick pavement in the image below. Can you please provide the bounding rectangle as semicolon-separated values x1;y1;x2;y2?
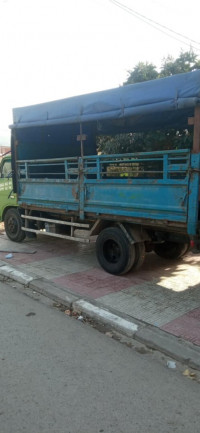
0;228;200;346
161;307;200;345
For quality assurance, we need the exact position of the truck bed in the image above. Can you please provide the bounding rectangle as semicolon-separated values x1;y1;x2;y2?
16;149;200;237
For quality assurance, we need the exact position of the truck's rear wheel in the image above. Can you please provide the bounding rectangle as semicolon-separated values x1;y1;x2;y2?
96;227;132;275
154;241;190;260
4;208;26;242
181;242;191;257
96;227;145;275
127;227;146;271
132;241;145;270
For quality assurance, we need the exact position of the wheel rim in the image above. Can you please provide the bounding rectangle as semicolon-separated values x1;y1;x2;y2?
103;239;121;264
8;216;18;235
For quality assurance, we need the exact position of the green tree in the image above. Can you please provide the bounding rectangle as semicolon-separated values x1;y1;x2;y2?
98;50;198;154
124;62;158;85
98;134;135;155
160;50;200;77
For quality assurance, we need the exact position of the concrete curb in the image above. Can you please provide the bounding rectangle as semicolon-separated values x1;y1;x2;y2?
74;299;139;337
0;264;34;285
1;262;200;370
73;299;200;371
30;279;79;308
135;326;200;370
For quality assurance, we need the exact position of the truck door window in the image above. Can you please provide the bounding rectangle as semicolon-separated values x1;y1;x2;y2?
2;160;12;178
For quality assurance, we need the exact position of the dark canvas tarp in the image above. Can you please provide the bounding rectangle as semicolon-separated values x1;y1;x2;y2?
10;70;200;133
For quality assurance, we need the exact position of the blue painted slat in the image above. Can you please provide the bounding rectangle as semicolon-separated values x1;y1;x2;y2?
187;154;200;236
16;149;199;236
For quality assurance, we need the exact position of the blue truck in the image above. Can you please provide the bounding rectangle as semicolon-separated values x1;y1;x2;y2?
6;70;200;274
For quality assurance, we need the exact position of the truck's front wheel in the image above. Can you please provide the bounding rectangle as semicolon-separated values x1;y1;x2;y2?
4;208;26;242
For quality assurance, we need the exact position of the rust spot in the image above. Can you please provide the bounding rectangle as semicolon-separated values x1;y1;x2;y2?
72;186;78;199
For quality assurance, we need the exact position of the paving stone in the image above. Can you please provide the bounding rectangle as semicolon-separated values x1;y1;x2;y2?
53;268;132;299
161;307;200;345
19;256;92;279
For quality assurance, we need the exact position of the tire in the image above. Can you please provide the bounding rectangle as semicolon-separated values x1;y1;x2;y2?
4;208;26;242
180;242;191;257
154;241;190;260
120;241;146;274
132;241;145;271
127;227;146;271
96;227;133;275
121;243;136;275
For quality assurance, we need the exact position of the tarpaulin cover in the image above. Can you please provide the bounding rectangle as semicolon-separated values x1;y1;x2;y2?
10;70;200;132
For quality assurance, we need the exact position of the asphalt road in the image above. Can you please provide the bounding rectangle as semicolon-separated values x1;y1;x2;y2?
0;280;199;433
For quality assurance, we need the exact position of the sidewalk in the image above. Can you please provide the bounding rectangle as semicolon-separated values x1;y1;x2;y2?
0;225;200;368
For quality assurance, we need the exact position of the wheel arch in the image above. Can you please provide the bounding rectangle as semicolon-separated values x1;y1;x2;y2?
2;205;23;221
122;223;151;243
2;205;17;221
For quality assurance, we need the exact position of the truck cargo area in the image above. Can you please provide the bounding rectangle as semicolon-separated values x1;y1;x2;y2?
5;70;200;274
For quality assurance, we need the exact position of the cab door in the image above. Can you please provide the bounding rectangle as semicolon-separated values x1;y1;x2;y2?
0;157;17;221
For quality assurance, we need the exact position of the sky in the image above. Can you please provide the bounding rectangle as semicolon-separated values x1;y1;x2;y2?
0;0;200;145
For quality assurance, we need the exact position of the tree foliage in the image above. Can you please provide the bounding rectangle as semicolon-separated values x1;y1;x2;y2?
98;129;193;154
160;50;200;78
124;50;200;84
124;62;158;85
98;50;198;154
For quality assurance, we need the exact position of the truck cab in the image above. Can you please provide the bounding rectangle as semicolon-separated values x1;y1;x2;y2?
0;154;24;240
0;154;15;218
